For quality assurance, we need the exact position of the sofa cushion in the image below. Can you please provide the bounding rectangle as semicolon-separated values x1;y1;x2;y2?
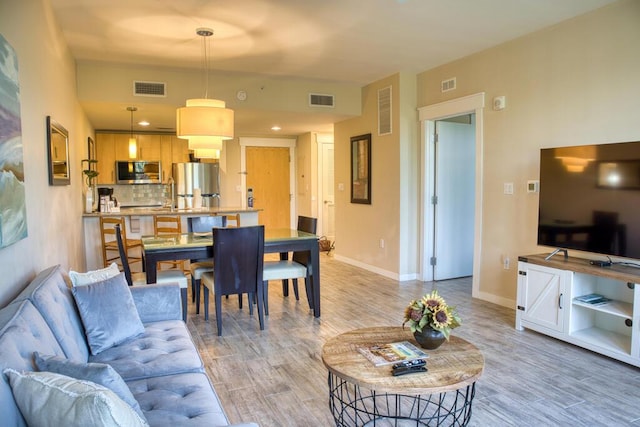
72;273;145;355
90;320;204;381
0;300;68;427
4;369;149;427
127;372;230;426
13;265;89;362
34;352;146;421
69;262;120;286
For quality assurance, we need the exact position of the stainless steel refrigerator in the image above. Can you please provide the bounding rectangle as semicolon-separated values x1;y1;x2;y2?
172;162;220;208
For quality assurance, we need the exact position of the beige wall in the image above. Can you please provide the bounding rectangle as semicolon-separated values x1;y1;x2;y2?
334;73;419;280
296;132;314;218
417;0;640;303
335;74;419;278
0;0;93;306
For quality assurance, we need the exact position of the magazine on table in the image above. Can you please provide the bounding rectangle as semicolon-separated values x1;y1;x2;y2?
357;341;429;366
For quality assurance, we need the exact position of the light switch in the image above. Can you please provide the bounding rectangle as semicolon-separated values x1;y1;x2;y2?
338;183;345;191
504;182;514;195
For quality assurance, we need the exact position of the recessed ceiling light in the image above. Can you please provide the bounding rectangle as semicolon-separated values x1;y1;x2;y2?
271;125;281;131
138;120;150;126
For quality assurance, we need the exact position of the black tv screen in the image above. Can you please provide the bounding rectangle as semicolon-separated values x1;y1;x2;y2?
538;141;640;259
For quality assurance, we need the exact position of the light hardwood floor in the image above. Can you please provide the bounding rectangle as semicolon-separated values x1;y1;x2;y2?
187;255;640;426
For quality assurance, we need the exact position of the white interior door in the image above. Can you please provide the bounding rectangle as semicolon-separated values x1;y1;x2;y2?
433;117;475;280
321;142;335;240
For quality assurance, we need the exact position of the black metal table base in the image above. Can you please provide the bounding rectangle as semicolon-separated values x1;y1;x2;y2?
328;373;476;426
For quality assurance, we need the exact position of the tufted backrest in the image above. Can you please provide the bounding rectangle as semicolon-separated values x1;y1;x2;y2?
13;265;90;362
0;300;67;426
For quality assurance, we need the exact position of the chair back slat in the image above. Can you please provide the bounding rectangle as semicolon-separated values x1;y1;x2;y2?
293;216;318;265
213;226;264;296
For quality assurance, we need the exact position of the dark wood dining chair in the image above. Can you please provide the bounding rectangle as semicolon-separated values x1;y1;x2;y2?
199;226;265;336
114;224;189;321
187;216;226;309
263;216;317;312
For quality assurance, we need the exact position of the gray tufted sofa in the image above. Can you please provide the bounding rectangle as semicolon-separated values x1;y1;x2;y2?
0;265;258;427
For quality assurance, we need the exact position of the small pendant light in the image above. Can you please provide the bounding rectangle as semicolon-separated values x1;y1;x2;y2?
127;106;137;159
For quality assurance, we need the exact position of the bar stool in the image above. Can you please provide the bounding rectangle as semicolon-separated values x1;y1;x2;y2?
153;215;184;271
99;216;142;270
224;213;240;227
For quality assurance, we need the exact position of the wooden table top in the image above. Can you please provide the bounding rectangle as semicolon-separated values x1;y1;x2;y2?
322;326;484;395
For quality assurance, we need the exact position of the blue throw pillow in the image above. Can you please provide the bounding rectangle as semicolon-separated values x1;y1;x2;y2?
33;352;146;421
71;273;145;355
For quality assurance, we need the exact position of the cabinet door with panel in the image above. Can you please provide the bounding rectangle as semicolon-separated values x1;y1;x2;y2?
96;134;115;184
171;137;191;163
137;134;161;161
516;261;570;334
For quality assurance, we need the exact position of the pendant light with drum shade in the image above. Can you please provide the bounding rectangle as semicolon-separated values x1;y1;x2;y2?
127;106;137;159
176;28;233;159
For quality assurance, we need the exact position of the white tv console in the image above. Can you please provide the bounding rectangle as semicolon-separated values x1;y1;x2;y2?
516;253;640;367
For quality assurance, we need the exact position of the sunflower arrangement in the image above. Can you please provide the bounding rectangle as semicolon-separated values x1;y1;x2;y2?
403;290;462;340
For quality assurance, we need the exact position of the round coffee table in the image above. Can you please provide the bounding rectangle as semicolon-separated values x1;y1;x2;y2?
322;326;484;426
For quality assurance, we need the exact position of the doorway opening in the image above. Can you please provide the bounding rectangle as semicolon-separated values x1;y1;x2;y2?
418;93;485;297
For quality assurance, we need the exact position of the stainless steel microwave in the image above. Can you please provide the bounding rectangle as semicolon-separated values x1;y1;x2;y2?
115;161;162;184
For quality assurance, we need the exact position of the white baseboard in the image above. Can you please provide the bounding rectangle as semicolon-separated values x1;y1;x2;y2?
333;254;403;280
473;289;514;309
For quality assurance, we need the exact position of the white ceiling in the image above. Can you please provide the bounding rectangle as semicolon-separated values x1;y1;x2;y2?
51;0;616;136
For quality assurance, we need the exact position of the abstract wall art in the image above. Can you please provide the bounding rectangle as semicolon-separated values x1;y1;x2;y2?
0;33;27;248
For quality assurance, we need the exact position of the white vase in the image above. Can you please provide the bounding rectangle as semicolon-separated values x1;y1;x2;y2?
84;186;94;213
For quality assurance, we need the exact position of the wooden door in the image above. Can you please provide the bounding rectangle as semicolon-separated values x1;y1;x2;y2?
246;147;290;229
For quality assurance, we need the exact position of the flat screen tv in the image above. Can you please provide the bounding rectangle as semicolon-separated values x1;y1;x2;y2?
538;141;640;260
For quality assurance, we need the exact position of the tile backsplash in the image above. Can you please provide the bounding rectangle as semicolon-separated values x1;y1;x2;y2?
97;184;171;207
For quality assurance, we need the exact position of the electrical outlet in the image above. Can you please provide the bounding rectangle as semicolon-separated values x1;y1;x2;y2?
503;256;510;270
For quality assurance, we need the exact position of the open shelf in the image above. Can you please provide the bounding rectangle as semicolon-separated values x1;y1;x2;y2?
571;299;633;320
569;327;631;355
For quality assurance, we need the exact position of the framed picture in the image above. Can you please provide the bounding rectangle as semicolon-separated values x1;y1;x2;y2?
351;133;371;204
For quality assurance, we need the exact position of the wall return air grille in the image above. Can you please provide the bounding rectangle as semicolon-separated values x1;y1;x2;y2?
441;77;456;92
378;85;392;135
133;81;166;97
309;93;334;107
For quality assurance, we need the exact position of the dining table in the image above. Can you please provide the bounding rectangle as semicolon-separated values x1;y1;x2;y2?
141;228;321;317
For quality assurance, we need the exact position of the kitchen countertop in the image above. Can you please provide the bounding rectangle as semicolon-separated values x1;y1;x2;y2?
82;207;261;217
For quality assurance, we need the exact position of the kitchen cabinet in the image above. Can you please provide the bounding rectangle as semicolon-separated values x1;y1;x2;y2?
96;133;188;183
516;254;640;367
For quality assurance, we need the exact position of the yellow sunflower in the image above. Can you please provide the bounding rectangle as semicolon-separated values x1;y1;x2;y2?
421;291;445;312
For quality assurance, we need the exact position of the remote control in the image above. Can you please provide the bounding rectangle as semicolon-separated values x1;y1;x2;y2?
392;359;427;369
392;365;428;376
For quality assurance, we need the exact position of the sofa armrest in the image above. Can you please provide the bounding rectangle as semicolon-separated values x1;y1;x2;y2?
130;283;182;323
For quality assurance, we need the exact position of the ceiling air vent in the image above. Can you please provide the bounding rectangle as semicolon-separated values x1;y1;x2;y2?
441;77;456;92
133;81;166;97
309;93;334;108
378;85;392;136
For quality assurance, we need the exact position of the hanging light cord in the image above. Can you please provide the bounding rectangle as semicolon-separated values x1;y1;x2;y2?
197;28;214;99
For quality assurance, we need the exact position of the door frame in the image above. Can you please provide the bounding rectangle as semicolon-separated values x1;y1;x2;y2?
316;133;334;237
418;93;485;297
239;137;297;229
